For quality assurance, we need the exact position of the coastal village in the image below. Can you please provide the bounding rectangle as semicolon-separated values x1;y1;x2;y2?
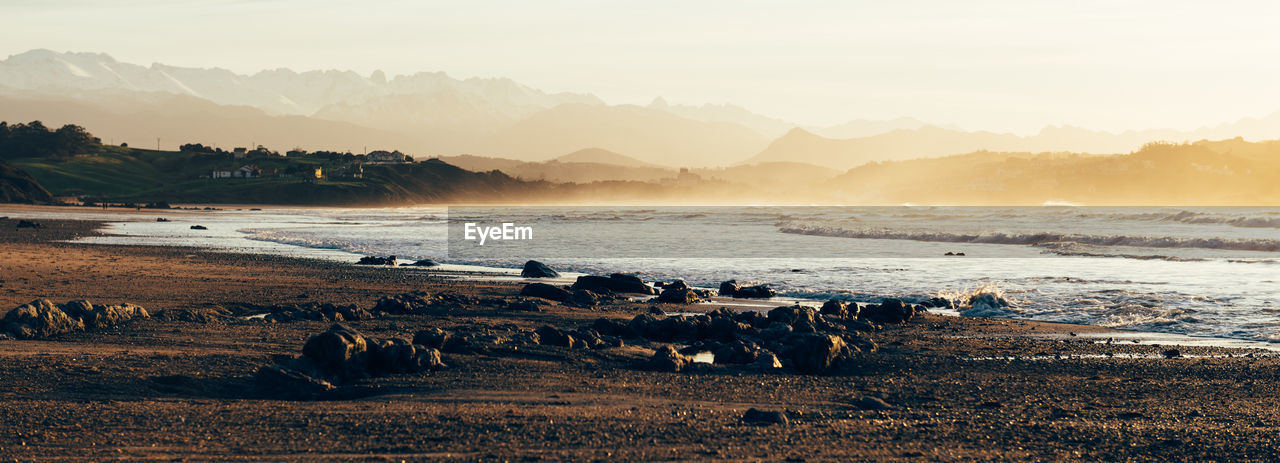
207;147;410;180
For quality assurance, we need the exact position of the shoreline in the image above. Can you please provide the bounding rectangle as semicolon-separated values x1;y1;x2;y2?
4;213;1280;459
3;203;1278;353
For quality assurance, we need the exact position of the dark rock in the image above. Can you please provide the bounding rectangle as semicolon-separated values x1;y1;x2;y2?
752;352;783;369
567;290;599;308
15;220;41;229
156;217;169;222
663;280;690;291
404;259;439;267
653;315;705;341
519;283;571;302
535;325;578;348
412;328;451;349
356;255;397;266
1162;349;1182;359
861;298;914;324
189;225;207;230
628;314;662;338
718;280;776;298
719;280;741;296
742;408;788;425
591;318;632;337
759;322;794;340
708;315;750;341
657;287;703;304
767;305;818;328
819;300;854;319
922;297;955;311
788;333;850;373
520;260;560;278
648;306;666;315
571;274;658;295
650;345;691;372
734;310;769;328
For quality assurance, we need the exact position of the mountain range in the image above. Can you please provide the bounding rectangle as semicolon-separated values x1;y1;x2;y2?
4;49;1280;171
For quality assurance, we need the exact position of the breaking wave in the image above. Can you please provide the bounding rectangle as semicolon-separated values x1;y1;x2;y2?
778;224;1280;252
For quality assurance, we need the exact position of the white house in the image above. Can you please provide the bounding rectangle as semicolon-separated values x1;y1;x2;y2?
366;150;406;163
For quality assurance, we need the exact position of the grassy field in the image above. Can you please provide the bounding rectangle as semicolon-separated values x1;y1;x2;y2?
9;146;536;205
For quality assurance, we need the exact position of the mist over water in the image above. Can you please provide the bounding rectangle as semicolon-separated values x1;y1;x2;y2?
22;205;1280;343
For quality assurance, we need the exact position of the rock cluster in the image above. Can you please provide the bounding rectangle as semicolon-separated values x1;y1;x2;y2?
371;291;486;314
1;299;149;339
259;302;374;323
355;255;397;266
718;280;776;298
593;305;881;374
255;324;445;399
411;325;547;355
655;280;713;304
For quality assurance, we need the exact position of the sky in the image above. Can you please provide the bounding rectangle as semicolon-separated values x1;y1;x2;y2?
3;0;1280;134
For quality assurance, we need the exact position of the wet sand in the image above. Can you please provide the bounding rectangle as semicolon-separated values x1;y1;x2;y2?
2;216;1280;461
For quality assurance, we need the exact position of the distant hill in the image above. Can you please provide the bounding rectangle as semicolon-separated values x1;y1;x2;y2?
0;161;53;203
433;155;526;173
749;114;1280;171
824;139;1280;205
552;148;656;168
0;92;412;154
488;103;769;167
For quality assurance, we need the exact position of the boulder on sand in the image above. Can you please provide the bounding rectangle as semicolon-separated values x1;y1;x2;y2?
734;284;776;299
571;274;658;295
718;280;776;298
301;324;370;375
356;255;397;266
860;298;915;324
657;287;704;304
520;260;560;278
519;283;571;302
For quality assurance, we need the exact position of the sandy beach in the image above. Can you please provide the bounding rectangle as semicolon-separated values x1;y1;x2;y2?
2;214;1280;461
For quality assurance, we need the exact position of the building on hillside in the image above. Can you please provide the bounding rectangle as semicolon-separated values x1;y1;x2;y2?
366;150;406;163
286;148;308;158
212;165;260;179
233;147;248;159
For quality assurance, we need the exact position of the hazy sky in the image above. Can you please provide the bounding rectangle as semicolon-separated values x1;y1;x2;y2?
3;0;1280;134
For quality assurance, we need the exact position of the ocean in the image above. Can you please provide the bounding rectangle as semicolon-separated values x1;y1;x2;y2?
13;205;1280;343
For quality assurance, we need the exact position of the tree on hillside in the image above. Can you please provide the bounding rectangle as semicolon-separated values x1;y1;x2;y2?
0;121;100;160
